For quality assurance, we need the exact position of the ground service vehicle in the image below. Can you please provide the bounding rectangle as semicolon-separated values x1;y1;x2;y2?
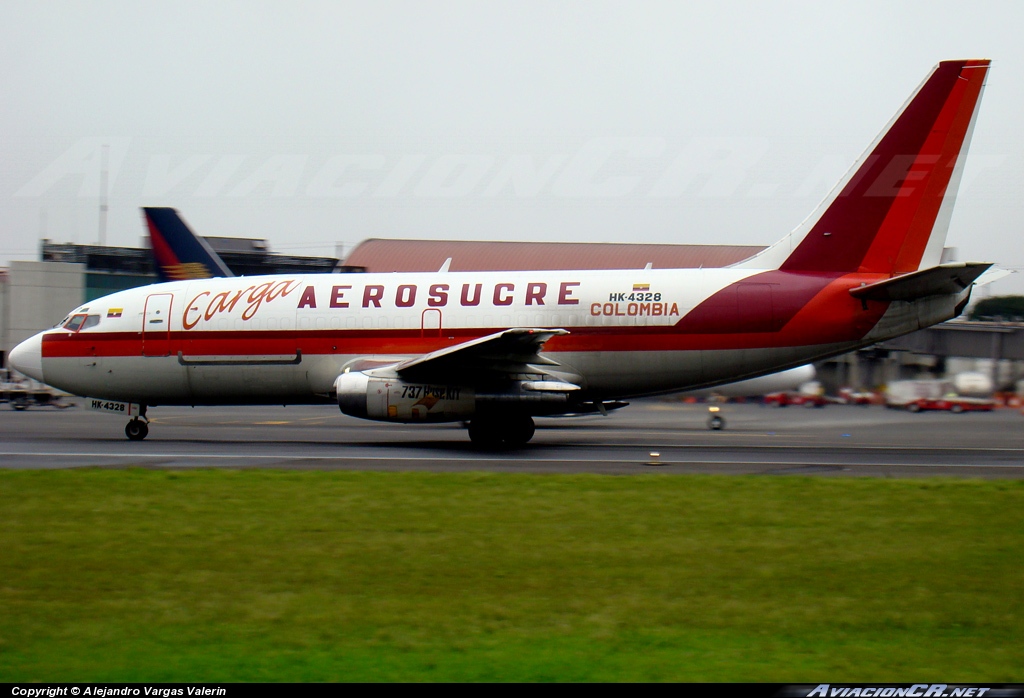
903;396;995;413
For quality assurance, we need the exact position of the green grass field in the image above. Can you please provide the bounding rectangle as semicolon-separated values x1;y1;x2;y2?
1;469;1021;682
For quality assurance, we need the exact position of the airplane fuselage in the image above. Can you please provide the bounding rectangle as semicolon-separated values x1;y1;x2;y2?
33;266;961;409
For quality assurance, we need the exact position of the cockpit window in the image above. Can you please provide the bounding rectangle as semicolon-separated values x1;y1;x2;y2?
64;314;100;332
64;315;86;331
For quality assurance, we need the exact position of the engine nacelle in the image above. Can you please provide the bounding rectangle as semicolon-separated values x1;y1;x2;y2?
335;371;572;422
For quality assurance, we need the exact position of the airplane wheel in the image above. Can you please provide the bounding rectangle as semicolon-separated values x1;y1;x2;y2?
12;398;29;411
707;415;725;430
468;419;502;447
505;415;536;446
125;419;149;441
468;415;535;447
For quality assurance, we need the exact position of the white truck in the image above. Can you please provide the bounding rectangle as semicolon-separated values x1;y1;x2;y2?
0;369;74;410
885;378;995;413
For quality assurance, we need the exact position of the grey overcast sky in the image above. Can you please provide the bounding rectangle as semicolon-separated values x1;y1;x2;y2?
2;0;1022;294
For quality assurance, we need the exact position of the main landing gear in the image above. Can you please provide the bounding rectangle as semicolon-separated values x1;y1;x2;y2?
468;414;536;448
706;405;726;430
125;405;150;441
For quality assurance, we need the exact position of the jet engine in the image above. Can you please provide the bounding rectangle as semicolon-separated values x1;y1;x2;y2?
335;370;576;422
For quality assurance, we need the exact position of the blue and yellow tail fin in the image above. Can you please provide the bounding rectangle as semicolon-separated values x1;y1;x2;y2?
143;207;234;282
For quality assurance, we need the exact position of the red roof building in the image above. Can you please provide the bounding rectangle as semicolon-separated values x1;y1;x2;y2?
344;239;765;272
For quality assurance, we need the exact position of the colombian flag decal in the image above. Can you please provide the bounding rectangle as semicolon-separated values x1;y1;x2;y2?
632;283;650;292
107;308;123;318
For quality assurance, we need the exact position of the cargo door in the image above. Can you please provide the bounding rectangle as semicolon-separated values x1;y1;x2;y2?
142;293;174;357
421;309;442;338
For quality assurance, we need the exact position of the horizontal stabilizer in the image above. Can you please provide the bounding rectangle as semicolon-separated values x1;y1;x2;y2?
849;262;992;302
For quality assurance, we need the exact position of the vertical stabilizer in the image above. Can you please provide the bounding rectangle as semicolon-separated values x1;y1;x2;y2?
143;207;235;281
737;60;989;274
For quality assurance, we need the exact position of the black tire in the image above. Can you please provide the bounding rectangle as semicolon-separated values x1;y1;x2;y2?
468;415;535;447
468;419;503;447
707;415;725;430
950;404;964;414
125;420;149;441
907;402;921;413
505;415;536;446
12;398;29;411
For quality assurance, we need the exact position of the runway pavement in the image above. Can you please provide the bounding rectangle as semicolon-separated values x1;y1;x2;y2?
0;397;1022;477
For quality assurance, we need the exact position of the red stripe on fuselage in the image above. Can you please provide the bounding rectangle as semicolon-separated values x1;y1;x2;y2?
673;270;843;334
40;275;889;360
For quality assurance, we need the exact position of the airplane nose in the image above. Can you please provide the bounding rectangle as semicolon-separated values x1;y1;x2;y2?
9;332;44;382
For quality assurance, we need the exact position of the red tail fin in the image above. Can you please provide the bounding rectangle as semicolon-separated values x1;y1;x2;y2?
742;60;989;274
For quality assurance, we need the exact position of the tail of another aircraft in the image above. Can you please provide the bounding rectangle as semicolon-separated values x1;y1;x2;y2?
143;207;234;282
738;59;990;275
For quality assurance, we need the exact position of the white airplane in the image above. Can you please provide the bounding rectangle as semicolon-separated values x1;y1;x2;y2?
10;59;994;445
680;364;816;399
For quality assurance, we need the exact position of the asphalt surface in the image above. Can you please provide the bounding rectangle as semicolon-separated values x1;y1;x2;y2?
0;397;1022;477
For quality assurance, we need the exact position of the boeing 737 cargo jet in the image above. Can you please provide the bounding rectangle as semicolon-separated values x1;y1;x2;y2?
10;60;995;445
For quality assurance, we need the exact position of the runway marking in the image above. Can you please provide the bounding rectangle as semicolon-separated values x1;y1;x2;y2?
2;441;1024;454
1;451;1023;469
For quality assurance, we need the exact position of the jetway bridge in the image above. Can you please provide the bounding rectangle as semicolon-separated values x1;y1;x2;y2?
880;321;1024;362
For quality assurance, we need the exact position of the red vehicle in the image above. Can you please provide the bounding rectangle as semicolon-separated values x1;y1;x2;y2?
763;392;829;408
903;397;995;413
838;388;875;406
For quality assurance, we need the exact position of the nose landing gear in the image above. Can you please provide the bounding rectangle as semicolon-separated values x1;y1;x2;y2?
125;419;149;440
124;405;150;441
707;405;726;430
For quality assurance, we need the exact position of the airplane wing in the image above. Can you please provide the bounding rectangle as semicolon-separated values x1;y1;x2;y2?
849;262;992;302
394;328;570;384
